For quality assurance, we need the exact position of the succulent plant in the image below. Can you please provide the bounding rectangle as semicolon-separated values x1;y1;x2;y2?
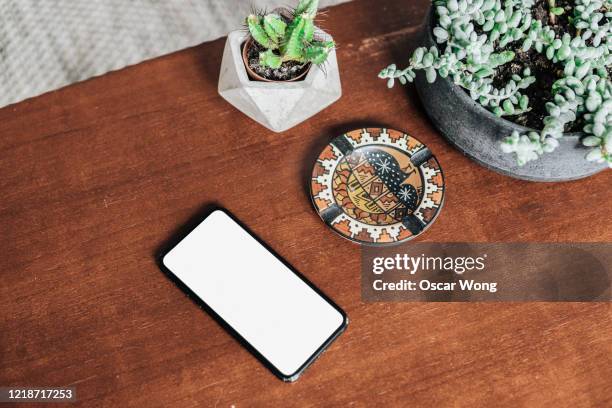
379;0;612;168
246;0;335;69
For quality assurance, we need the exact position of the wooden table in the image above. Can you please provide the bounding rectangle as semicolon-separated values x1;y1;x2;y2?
1;0;610;406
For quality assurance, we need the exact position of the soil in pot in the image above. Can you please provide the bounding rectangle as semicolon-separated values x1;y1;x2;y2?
472;0;589;132
493;48;570;130
243;39;311;82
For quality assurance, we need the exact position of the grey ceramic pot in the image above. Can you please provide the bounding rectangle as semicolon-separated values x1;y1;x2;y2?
414;10;607;182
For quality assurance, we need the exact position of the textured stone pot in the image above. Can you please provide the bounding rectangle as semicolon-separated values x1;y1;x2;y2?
414;10;607;182
218;30;342;133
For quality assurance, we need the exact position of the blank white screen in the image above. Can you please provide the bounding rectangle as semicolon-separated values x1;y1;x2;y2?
162;210;344;377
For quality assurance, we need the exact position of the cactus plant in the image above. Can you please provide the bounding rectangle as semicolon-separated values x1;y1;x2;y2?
246;0;334;70
379;0;612;168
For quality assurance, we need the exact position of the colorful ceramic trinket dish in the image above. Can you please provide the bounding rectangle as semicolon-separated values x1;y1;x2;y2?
311;128;445;245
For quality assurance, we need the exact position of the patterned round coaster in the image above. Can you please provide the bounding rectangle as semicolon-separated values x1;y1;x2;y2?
310;128;445;245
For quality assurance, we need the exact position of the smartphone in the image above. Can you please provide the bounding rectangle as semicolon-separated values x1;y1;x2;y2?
160;208;348;382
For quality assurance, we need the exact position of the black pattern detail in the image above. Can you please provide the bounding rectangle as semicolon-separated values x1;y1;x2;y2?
402;215;425;234
363;148;419;210
410;147;432;167
320;204;343;224
331;135;355;156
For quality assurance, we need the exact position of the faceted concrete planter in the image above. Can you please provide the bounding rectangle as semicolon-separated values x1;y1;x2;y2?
414;10;608;182
218;30;342;133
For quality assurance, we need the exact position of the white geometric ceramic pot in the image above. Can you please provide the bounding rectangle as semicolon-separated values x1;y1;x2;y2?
218;30;342;133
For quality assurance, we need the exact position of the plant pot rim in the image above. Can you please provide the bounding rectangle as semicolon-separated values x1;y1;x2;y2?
424;7;583;139
241;37;312;83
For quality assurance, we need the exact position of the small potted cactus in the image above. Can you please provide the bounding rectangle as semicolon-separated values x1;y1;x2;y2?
218;0;342;132
243;6;335;82
379;0;611;181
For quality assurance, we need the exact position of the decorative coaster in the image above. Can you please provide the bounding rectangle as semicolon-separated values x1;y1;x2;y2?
310;128;445;245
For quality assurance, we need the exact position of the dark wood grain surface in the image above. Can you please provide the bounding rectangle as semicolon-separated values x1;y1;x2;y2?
1;0;610;406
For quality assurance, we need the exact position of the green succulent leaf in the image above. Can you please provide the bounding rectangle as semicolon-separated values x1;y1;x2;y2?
425;67;437;83
556;45;571;60
303;18;315;43
259;49;282;68
433;27;449;41
282;14;307;60
475;67;494;78
550;7;564;16
304;41;333;65
262;14;286;47
247;15;273;49
586;148;603;162
582;136;601;147
294;0;319;18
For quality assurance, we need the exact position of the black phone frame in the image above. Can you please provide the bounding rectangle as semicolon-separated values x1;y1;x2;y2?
157;206;349;382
